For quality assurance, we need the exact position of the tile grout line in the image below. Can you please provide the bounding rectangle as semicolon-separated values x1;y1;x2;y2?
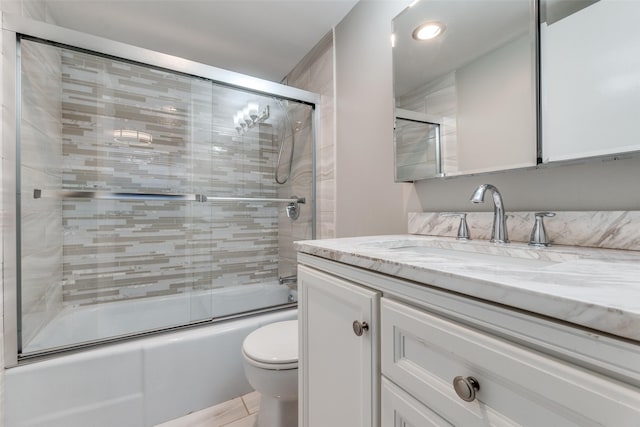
221;396;253;427
240;394;251;415
218;401;254;427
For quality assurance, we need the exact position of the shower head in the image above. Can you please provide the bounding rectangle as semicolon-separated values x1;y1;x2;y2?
247;102;259;120
233;104;269;135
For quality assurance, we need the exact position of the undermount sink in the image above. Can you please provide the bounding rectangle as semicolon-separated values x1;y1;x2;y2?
358;237;582;269
388;245;559;269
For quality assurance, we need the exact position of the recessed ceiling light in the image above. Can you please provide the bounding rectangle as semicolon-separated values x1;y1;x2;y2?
412;21;446;41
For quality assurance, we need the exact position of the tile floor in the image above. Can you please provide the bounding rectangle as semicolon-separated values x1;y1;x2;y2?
155;391;261;427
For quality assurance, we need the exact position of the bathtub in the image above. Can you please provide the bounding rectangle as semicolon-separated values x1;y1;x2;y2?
24;282;294;352
5;283;297;427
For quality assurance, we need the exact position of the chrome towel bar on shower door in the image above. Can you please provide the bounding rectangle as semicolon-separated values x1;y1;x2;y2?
32;189;305;205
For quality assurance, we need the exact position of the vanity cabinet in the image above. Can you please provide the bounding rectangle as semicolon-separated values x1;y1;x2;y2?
381;377;452;427
297;253;640;427
382;298;640;426
298;264;380;427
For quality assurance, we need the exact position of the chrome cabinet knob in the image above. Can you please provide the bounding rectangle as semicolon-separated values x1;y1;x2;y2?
453;376;480;402
352;320;369;336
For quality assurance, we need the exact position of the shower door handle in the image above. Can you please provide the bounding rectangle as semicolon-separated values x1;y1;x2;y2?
352;320;369;336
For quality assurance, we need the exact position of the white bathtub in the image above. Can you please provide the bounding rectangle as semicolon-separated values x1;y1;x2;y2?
6;284;297;427
24;282;293;352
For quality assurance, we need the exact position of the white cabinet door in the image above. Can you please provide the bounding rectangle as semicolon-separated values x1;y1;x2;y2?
298;264;380;427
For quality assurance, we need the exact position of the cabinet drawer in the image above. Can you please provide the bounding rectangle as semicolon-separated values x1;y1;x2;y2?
381;298;640;426
382;376;452;427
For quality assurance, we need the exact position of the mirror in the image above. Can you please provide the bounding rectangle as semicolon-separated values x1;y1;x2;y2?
540;0;640;162
394;108;442;181
392;0;538;181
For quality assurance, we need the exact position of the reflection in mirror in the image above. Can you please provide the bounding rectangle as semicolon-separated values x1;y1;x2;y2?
540;0;640;162
394;108;441;181
392;0;538;179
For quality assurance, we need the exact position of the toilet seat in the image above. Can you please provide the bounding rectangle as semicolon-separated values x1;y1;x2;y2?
242;320;298;370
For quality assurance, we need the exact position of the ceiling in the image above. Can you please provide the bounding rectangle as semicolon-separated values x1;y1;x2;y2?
43;0;359;82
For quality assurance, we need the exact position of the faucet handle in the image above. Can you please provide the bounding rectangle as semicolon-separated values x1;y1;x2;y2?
440;212;471;240
529;212;555;247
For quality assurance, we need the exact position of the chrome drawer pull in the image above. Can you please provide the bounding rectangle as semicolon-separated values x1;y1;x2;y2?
453;376;480;402
352;320;369;336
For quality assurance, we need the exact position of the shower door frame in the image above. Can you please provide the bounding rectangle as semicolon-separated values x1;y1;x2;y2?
2;13;320;367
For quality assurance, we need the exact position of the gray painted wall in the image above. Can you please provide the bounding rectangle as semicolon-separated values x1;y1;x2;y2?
415;156;640;212
335;0;640;225
334;0;418;237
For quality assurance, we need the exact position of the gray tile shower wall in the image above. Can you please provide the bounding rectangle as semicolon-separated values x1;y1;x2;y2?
19;43;309;309
277;101;315;279
286;31;335;240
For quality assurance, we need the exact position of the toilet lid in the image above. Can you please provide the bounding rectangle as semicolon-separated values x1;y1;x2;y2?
242;320;298;365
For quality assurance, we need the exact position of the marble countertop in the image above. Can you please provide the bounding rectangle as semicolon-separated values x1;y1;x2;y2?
295;235;640;342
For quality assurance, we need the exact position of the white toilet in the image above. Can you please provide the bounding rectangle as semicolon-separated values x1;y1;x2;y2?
242;320;298;427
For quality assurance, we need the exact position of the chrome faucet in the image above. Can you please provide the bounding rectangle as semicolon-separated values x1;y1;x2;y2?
470;184;509;244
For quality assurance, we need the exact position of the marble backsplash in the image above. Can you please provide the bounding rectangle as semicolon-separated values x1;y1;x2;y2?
409;211;640;251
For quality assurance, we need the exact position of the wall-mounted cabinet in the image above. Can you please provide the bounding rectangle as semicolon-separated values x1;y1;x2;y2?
540;0;640;162
392;0;538;180
393;0;640;181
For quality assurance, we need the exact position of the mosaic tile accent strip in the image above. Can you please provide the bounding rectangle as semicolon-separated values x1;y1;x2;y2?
21;40;314;314
409;211;640;251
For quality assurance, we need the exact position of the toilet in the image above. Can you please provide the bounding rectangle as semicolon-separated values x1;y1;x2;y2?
242;320;298;427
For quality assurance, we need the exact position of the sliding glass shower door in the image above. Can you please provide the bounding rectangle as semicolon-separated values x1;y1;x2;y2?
17;37;315;356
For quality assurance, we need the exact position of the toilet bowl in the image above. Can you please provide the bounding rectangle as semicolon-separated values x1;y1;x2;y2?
242;319;298;427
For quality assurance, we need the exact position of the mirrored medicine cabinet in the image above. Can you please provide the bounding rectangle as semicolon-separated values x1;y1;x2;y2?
393;0;640;182
392;0;538;181
540;0;640;163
